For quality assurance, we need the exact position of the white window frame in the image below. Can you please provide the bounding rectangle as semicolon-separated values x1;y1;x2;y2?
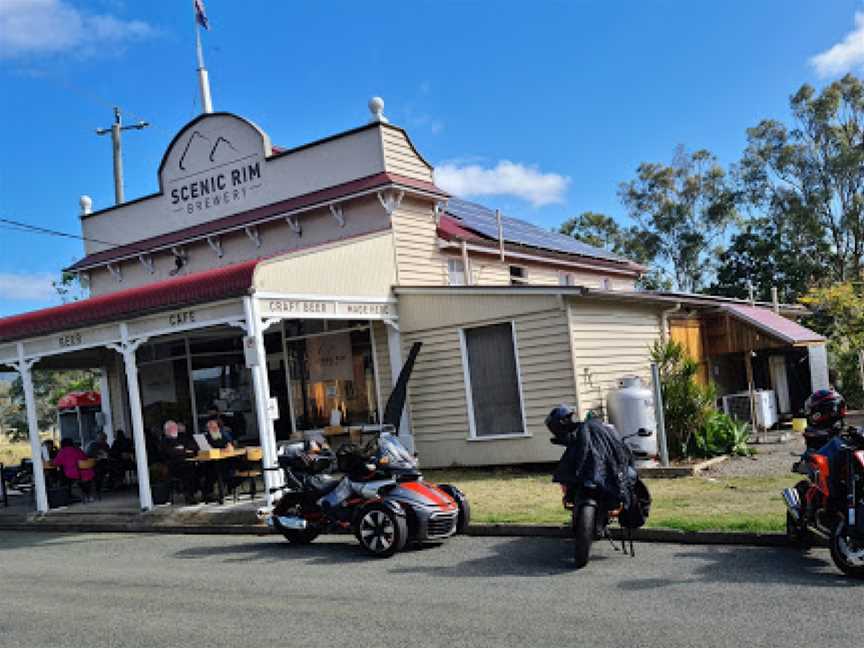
447;258;466;286
458;320;530;441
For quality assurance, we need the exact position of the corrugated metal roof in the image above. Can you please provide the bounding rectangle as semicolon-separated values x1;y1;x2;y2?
445;198;630;264
723;303;825;345
0;260;259;345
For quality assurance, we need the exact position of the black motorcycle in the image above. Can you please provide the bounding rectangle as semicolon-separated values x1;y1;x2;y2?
546;406;652;568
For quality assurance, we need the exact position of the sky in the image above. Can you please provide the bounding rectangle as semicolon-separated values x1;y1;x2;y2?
1;0;863;317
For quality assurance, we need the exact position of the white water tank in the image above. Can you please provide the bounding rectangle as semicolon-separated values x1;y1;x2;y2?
607;376;658;466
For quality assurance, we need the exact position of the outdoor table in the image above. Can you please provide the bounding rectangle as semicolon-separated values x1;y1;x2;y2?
186;448;247;504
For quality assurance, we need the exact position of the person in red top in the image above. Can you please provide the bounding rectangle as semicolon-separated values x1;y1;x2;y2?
52;438;95;501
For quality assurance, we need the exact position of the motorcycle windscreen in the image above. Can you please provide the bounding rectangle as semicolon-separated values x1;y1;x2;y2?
377;434;417;471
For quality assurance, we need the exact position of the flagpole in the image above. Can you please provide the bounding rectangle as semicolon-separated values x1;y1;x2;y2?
195;10;213;113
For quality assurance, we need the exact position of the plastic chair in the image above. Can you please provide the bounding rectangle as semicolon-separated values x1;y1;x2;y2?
77;458;98;502
232;447;263;502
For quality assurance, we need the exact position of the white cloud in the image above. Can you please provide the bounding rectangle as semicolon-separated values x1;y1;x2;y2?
810;11;864;77
434;160;570;207
0;273;58;301
0;0;155;60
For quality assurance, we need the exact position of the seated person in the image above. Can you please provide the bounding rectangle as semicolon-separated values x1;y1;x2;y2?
200;418;239;501
159;420;199;504
204;418;235;450
52;438;95;502
110;429;133;459
41;439;58;463
86;432;111;459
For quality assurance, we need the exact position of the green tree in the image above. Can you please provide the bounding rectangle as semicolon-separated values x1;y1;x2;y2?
800;282;864;408
53;270;87;303
0;370;98;442
712;218;820;302
619;147;738;292
738;74;864;283
559;211;669;289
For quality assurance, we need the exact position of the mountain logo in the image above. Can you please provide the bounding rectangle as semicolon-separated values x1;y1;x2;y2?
209;136;239;162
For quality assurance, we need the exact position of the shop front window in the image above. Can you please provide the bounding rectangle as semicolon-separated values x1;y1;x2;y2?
286;324;378;432
136;331;257;442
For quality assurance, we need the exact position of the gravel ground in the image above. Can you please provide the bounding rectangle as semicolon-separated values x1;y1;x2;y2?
704;411;864;479
702;432;805;478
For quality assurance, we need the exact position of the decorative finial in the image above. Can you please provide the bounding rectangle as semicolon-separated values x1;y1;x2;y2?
79;195;93;216
368;96;388;123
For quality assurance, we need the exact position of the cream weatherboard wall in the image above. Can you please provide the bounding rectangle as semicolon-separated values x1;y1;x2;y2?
380;126;434;182
566;298;664;418
391;198;449;286
397;292;576;467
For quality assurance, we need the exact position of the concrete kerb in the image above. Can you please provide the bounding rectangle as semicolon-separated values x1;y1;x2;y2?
0;516;810;547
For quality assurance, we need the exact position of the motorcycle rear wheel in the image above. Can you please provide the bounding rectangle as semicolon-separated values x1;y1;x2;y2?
572;505;596;569
829;521;864;579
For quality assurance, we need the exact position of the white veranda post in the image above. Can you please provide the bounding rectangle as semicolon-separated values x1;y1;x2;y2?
385;321;414;453
109;324;153;511
99;367;114;444
243;297;282;505
15;343;48;514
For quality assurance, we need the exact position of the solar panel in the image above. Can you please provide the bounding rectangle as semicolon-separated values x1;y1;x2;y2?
445;198;628;263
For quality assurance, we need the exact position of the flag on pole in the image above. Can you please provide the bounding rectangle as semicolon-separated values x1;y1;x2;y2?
194;0;210;30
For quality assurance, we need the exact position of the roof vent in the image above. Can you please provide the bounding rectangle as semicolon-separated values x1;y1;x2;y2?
79;195;93;216
368;96;388;123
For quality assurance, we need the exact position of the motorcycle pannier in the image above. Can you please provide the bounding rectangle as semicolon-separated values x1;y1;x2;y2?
618;478;651;529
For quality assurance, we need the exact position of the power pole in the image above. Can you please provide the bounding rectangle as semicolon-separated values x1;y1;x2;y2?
96;107;149;205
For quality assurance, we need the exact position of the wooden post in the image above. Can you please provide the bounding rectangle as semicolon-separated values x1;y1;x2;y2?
745;350;760;442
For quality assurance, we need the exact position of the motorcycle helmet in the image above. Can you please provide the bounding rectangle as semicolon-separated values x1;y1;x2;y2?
545;404;579;444
804;389;846;429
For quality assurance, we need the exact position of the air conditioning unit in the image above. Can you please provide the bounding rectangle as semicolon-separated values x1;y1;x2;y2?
721;390;778;430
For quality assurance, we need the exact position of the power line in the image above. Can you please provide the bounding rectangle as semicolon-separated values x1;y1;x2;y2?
0;217;148;255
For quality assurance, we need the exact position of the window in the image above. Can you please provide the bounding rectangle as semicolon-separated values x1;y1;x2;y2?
460;322;526;438
509;265;527;285
448;259;466;286
600;277;612;290
559;272;574;286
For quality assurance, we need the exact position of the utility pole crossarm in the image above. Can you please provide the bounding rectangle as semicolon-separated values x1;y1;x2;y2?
95;106;150;206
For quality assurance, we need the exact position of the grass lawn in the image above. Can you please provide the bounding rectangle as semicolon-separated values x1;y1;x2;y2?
424;466;790;533
0;442;31;468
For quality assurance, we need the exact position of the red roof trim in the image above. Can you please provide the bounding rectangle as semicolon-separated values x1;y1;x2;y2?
436;214;484;242
0;260;258;344
67;172;446;272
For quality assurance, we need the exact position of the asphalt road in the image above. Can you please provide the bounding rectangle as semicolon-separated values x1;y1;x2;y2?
0;531;861;648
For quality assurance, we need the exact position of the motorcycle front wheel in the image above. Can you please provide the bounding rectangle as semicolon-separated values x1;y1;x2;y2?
829;520;864;579
356;504;408;558
572;504;596;569
281;527;320;545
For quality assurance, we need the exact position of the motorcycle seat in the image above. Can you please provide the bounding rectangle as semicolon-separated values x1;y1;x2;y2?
306;474;341;496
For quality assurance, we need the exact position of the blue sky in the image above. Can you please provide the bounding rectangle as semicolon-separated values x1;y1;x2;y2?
1;0;863;317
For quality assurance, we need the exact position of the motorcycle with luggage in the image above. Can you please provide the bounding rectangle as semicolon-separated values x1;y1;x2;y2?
260;431;470;557
546;406;652;569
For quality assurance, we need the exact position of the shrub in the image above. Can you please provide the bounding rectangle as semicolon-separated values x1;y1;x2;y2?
692;410;752;458
650;340;718;458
